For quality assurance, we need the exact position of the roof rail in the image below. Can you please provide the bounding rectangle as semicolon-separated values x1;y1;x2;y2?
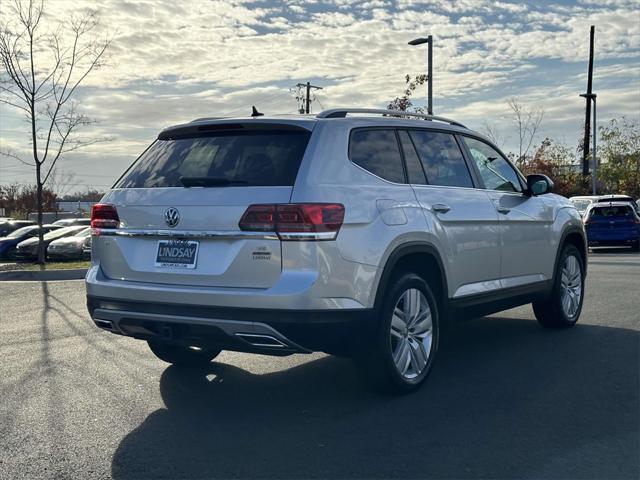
316;108;467;128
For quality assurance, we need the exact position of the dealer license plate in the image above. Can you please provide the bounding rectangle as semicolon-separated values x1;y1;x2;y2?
155;240;199;269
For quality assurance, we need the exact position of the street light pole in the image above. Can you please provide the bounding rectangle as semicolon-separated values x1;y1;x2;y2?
408;35;433;115
427;35;432;115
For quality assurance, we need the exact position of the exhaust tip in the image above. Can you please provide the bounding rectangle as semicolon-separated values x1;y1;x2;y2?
235;333;287;348
94;319;114;330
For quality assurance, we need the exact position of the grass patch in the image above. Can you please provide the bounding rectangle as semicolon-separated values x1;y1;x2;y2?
24;260;90;271
0;260;90;272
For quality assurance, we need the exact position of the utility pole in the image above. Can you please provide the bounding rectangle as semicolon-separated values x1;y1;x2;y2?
581;26;595;176
295;82;323;114
580;93;597;194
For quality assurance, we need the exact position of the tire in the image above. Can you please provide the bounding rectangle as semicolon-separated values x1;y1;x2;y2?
356;272;440;394
147;341;221;367
532;244;585;328
632;241;640;252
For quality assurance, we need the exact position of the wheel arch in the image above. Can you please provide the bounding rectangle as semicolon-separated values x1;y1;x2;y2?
556;226;588;279
373;242;449;318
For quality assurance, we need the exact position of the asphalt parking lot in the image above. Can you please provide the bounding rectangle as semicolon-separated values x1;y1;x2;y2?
0;251;638;480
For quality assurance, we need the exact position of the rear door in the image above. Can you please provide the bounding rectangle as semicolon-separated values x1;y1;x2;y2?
400;129;501;299
97;123;312;288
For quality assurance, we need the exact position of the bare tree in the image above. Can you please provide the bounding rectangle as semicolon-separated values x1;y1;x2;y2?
480;120;506;149
507;98;544;167
46;167;76;199
0;0;110;263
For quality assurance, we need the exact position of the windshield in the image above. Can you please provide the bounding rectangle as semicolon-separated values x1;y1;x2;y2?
571;199;592;211
6;226;37;238
43;226;86;240
116;129;311;188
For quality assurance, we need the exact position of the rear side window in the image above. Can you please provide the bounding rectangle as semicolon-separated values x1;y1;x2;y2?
349;129;405;183
116;130;311;188
408;130;473;188
590;206;633;217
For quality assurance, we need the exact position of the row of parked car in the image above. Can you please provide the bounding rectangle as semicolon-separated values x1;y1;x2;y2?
569;194;640;251
0;218;92;261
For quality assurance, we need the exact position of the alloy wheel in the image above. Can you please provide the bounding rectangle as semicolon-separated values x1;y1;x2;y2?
389;288;434;379
560;254;582;318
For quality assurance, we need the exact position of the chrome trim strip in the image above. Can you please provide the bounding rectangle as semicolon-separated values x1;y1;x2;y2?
94;228;279;240
278;231;337;241
453;274;549;298
235;333;287;348
453;279;502;298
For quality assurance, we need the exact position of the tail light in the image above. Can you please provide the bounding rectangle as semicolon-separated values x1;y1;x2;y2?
91;204;120;229
239;203;344;240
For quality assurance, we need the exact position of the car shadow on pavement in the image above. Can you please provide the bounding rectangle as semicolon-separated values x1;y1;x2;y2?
111;316;639;480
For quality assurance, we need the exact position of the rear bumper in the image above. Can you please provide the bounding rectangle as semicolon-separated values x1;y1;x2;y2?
87;295;373;354
588;238;639;247
85;262;373;310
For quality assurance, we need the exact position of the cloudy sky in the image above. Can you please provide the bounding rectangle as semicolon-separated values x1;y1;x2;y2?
1;0;639;192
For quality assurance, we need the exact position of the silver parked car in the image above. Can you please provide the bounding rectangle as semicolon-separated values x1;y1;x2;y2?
86;108;587;392
52;218;91;227
16;225;87;260
47;227;92;261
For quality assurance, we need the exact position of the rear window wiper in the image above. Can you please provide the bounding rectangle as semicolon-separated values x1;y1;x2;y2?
179;176;250;187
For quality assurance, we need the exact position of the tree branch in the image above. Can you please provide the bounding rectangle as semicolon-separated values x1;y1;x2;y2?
0;149;35;166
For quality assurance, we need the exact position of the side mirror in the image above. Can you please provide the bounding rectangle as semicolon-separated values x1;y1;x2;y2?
526;174;553;196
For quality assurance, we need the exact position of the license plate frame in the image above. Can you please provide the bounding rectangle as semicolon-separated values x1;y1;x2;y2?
155;239;199;269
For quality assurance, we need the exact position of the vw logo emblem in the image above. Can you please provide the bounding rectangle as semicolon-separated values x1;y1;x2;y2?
164;207;180;228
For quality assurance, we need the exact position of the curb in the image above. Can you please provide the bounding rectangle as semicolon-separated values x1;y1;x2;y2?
0;268;88;281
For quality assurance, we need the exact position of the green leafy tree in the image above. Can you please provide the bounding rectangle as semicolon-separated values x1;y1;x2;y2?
524;138;586;197
597;117;640;198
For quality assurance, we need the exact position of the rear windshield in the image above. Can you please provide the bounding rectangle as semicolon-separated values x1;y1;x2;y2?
589;206;633;217
116;130;311;188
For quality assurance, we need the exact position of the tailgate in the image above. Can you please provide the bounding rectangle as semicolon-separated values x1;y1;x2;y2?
97;187;289;288
94;122;312;289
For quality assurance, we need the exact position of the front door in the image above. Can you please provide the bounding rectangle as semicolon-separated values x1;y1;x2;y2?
460;136;555;287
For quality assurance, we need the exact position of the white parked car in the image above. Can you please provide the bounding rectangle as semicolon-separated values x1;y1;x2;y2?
86;108;587;392
569;196;599;217
47;227;92;261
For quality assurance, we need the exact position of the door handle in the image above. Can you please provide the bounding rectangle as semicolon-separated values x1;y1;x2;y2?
432;203;451;214
496;206;511;214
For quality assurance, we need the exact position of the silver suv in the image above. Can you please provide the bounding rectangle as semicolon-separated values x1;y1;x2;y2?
86;108;587;392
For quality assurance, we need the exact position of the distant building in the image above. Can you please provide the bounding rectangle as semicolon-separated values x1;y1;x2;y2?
56;201;96;213
27;201;95;223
